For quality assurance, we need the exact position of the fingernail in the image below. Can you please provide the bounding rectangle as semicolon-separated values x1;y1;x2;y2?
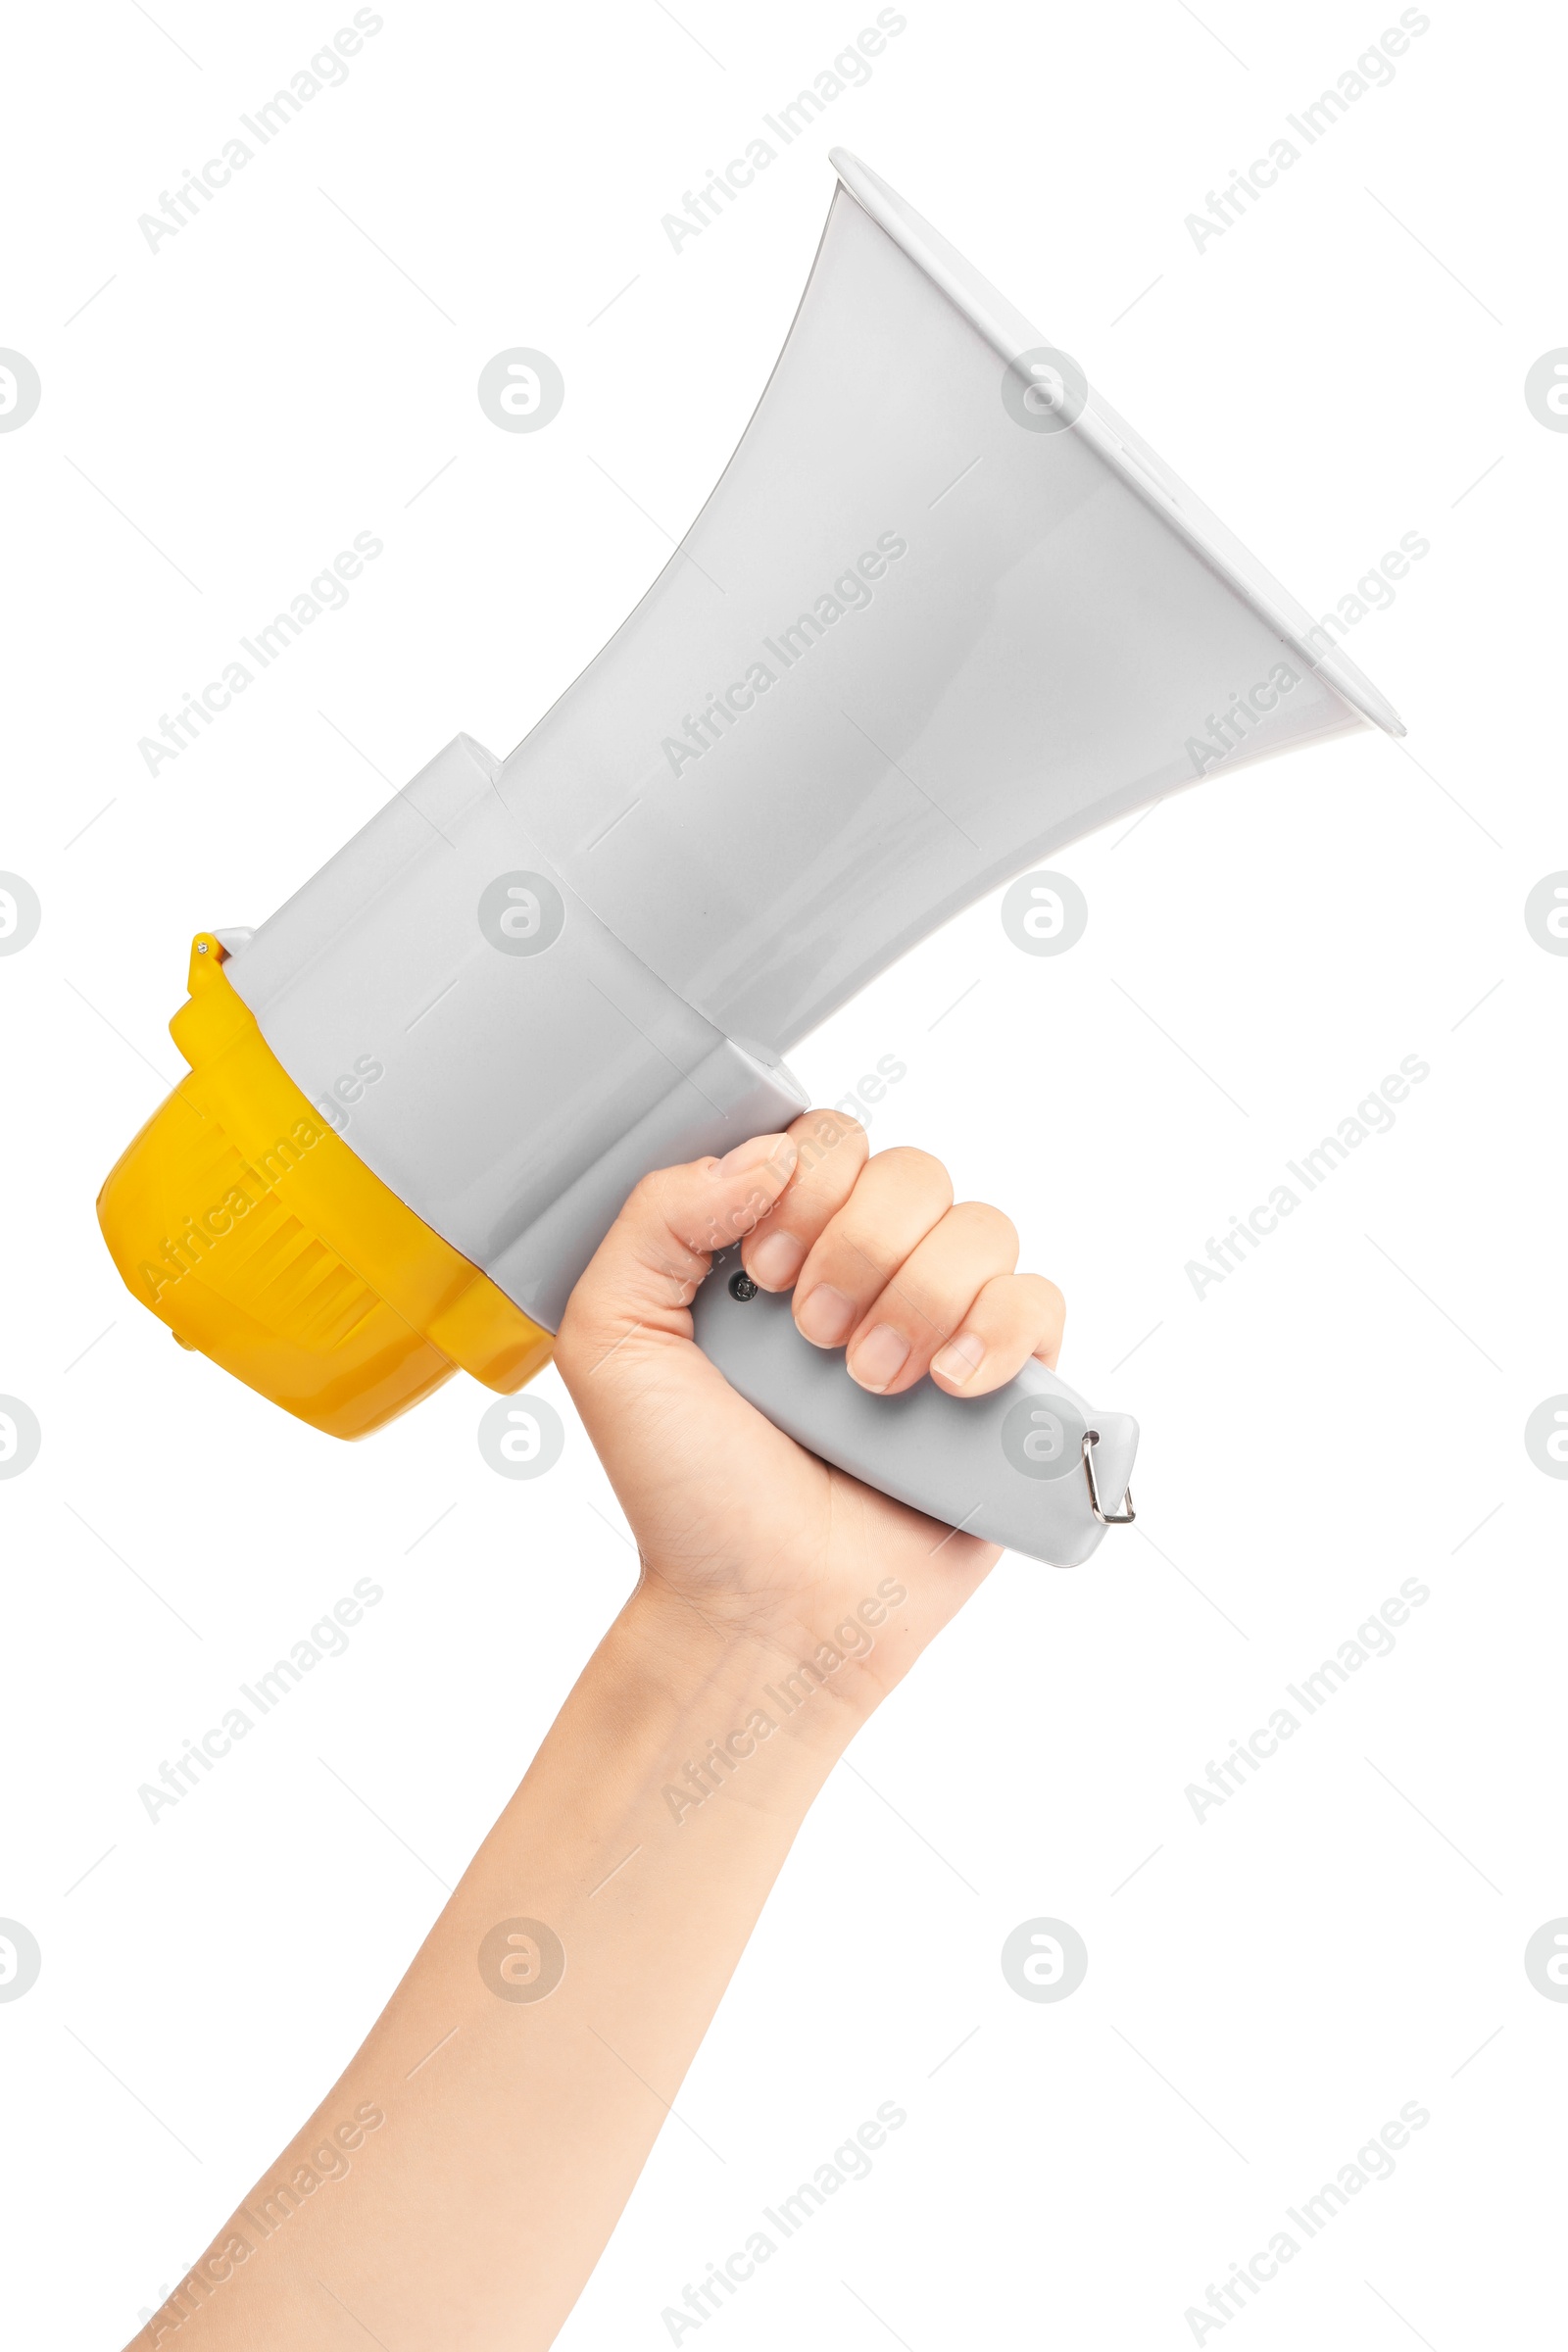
931;1330;987;1387
718;1132;797;1176
849;1323;911;1393
795;1284;858;1347
750;1229;806;1289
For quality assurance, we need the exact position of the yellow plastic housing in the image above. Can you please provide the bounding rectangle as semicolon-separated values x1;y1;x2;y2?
97;936;554;1438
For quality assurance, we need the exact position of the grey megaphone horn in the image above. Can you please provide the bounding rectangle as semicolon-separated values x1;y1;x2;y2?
98;148;1404;1567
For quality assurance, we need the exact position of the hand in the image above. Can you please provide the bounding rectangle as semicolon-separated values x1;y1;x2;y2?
554;1110;1066;1717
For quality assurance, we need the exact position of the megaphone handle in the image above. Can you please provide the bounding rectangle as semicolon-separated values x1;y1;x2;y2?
690;1249;1138;1570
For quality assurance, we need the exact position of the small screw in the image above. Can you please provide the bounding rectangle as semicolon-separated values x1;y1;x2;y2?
197;941;208;953
728;1270;759;1301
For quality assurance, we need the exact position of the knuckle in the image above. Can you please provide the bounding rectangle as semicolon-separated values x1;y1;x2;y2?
864;1148;953;1219
870;1144;950;1193
793;1109;868;1185
801;1105;866;1149
1028;1272;1067;1327
627;1166;675;1218
951;1200;1019;1260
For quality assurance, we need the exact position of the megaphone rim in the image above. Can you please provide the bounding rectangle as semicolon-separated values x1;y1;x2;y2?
828;145;1407;743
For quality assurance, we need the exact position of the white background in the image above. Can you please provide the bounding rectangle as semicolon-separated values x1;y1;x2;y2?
2;0;1564;2344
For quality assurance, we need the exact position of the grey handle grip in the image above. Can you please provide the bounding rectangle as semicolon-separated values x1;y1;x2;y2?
691;1248;1138;1568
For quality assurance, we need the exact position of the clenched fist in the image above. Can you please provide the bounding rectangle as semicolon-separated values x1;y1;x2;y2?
555;1108;1065;1702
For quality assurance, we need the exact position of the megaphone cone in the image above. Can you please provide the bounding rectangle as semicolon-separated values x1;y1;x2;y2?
98;150;1402;1555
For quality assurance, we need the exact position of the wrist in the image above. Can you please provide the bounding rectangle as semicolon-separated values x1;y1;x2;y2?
613;1573;889;1766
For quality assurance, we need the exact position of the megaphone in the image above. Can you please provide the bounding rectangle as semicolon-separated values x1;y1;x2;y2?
98;148;1403;1567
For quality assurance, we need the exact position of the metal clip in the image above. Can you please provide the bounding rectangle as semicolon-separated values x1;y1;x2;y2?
1081;1429;1136;1528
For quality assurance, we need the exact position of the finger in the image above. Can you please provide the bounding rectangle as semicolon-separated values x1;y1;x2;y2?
843;1200;1019;1394
791;1147;954;1351
928;1270;1067;1395
556;1132;800;1372
740;1107;868;1292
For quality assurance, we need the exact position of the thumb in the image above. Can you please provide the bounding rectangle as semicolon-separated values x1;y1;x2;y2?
556;1131;800;1370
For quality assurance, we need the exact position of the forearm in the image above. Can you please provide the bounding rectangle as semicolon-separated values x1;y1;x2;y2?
132;1577;891;2352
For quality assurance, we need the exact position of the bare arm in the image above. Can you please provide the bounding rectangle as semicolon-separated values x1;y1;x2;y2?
130;1113;1063;2349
